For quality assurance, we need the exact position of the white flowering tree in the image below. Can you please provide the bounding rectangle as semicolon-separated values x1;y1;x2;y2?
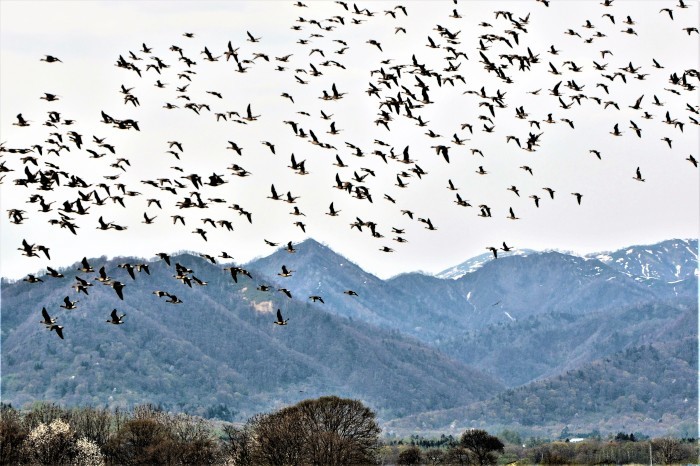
73;437;105;466
23;418;75;465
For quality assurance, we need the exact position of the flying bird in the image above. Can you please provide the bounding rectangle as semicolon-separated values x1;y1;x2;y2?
60;296;78;310
274;309;288;325
40;307;56;327
111;281;126;300
106;309;126;324
49;324;64;339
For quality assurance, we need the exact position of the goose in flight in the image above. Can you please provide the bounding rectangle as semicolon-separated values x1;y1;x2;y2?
418;218;437;230
60;296;78;310
629;120;642;138
18;239;37;258
46;266;64;278
246;31;261;43
230;266;253;283
156;252;171;266
274;309;288;325
142;213;157;224
334;154;348;168
24;274;43;284
268;184;281;201
95;266;111;283
40;55;62;63
49;324;64;339
40;307;57;327
326;202;341;216
78;257;94;273
111;281;126;300
609;123;623;136
193;228;208;241
633;167;645;181
278;265;293;277
454;193;470;207
107;309;126;324
165;294;182;304
242;104;260;121
366;39;382;51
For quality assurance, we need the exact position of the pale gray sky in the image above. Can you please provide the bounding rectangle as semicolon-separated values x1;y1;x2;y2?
1;0;698;280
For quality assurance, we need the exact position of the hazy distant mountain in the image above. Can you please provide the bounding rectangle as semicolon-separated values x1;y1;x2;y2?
386;328;698;438
435;299;697;387
249;239;697;346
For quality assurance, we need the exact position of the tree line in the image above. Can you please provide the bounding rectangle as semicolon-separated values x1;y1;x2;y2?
383;434;698;465
1;399;697;465
2;397;384;465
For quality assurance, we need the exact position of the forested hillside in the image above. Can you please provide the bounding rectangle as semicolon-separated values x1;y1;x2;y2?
1;238;696;434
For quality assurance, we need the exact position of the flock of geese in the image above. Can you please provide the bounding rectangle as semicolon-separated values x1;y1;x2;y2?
2;0;698;339
25;244;353;338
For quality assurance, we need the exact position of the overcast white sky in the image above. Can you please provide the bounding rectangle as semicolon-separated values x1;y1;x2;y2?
0;0;698;281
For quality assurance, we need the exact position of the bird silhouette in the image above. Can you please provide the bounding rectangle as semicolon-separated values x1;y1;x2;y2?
274;309;288;325
40;307;57;327
60;296;78;310
111;281;126;300
106;309;126;324
49;324;64;339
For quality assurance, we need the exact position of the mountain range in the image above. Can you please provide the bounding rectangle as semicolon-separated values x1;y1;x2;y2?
1;238;697;437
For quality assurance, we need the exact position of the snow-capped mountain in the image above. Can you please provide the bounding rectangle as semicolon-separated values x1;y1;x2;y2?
436;239;698;282
436;248;533;280
587;238;698;283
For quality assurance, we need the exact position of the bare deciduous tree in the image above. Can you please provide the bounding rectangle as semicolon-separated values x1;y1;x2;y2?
246;396;380;466
460;429;504;465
